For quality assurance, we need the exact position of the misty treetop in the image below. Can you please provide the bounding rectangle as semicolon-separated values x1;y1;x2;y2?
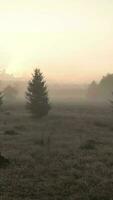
26;68;51;118
87;74;113;101
4;85;18;103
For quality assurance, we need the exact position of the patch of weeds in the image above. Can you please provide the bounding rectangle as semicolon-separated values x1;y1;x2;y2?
4;129;20;136
34;134;52;148
14;125;26;131
0;153;10;168
34;138;44;146
109;126;113;131
4;111;11;116
94;121;108;128
80;139;96;150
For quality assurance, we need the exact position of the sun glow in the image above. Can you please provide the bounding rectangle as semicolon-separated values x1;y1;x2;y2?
0;0;113;82
6;66;22;76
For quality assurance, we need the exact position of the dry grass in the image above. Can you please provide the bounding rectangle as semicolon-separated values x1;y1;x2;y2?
0;103;113;199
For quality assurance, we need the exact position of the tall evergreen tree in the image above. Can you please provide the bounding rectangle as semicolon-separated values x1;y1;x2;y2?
26;68;51;118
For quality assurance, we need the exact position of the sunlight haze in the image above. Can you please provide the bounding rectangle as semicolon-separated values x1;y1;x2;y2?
0;0;113;83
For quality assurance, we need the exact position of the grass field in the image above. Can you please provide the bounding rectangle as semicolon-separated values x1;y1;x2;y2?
0;103;113;200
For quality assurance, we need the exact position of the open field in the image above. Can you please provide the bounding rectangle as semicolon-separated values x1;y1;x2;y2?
0;103;113;200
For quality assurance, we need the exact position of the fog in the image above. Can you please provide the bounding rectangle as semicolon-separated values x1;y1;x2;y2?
0;1;113;103
0;68;113;105
0;72;85;103
1;1;113;199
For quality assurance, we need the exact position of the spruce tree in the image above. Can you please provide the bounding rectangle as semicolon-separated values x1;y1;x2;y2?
26;68;51;118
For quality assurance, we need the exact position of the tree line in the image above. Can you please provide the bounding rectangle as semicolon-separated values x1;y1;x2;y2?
1;70;113;115
87;73;113;101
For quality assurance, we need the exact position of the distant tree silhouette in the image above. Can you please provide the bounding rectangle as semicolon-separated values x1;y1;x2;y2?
26;68;51;118
87;74;113;101
4;85;18;103
87;81;98;100
110;92;113;109
98;74;113;98
0;91;3;108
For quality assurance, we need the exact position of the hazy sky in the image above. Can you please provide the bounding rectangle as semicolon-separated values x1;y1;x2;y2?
0;0;113;83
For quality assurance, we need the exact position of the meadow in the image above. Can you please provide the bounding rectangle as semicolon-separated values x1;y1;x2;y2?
0;102;113;200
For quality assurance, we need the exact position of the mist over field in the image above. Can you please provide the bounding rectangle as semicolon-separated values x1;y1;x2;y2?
1;70;113;200
0;69;113;105
1;0;113;199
